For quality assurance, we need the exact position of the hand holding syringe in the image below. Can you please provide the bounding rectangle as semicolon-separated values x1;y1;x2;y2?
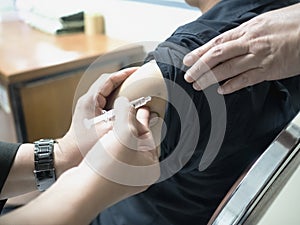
84;96;152;129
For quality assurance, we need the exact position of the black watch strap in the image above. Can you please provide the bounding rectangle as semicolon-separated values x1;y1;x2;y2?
33;139;57;191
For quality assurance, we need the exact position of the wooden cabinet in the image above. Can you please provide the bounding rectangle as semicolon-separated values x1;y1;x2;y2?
19;71;83;142
0;20;145;142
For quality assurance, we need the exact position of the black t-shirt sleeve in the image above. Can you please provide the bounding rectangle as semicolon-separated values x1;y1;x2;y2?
144;36;215;173
0;141;21;212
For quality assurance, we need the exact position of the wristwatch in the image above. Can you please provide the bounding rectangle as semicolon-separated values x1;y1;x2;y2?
33;139;57;191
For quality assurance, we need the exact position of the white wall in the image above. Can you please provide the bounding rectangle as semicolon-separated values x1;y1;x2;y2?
83;0;200;43
2;0;200;43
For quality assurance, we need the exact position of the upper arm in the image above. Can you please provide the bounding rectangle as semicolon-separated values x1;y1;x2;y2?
107;60;168;119
106;60;167;155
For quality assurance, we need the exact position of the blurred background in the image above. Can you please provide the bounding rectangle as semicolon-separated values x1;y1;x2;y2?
0;0;200;42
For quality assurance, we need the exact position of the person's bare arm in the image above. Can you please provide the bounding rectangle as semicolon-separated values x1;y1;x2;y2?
0;68;138;200
183;3;300;94
108;61;167;117
107;60;168;152
0;62;166;224
0;97;159;225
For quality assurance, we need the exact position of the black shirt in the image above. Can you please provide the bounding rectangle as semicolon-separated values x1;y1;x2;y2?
0;142;21;212
92;0;300;224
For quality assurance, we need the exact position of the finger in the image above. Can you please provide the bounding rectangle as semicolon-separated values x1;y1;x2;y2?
113;97;150;133
99;67;139;97
218;69;264;94
135;107;151;134
184;58;210;83
93;67;139;108
113;96;134;142
149;112;159;127
94;120;113;137
80;73;110;111
183;27;245;66
201;39;249;71
114;96;131;124
183;47;211;67
185;39;249;83
135;107;157;154
192;53;257;90
113;97;153;152
95;93;107;109
136;107;150;127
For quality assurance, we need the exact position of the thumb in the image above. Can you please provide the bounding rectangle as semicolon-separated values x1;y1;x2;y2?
135;107;151;134
113;96;148;139
114;97;156;153
135;107;157;154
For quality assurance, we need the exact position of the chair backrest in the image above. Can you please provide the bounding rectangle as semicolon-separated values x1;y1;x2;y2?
207;111;300;225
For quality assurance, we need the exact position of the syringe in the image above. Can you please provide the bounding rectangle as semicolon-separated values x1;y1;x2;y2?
84;96;152;128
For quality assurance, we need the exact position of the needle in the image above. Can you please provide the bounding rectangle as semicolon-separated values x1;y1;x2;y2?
84;96;152;128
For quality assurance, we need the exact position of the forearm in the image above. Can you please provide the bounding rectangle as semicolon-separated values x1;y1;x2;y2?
0;163;138;225
0;139;76;199
1;144;36;199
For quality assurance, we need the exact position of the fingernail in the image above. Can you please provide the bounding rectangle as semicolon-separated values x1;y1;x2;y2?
183;55;194;66
217;87;225;95
193;82;202;91
184;72;193;83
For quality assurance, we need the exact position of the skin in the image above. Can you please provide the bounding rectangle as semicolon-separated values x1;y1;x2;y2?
0;69;160;225
0;1;222;223
183;3;300;94
0;68;138;199
1;0;220;200
106;61;168;156
185;0;220;12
